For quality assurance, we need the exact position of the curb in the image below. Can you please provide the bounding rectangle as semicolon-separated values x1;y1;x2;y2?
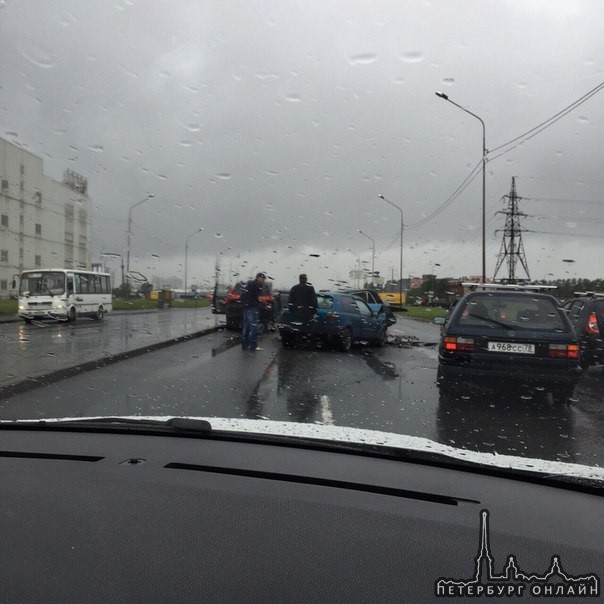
0;324;223;400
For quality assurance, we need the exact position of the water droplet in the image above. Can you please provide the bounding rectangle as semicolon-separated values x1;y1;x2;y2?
179;140;193;147
285;94;302;102
398;51;424;64
89;144;104;153
349;53;378;65
442;77;455;85
214;233;224;239
18;39;56;69
57;11;78;26
216;173;232;180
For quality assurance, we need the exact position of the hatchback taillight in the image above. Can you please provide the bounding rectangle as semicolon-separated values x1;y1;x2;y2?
585;312;600;335
444;336;474;352
325;312;340;323
548;344;580;359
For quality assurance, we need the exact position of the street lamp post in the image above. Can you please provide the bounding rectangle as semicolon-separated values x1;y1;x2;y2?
184;228;204;293
358;230;375;287
435;91;487;283
432;262;441;301
126;194;155;281
378;195;404;307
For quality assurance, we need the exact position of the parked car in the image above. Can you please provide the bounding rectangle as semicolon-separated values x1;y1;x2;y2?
562;292;604;370
278;291;391;351
434;287;582;403
224;281;274;330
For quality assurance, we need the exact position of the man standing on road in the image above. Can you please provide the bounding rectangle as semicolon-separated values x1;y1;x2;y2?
240;272;266;351
289;274;318;323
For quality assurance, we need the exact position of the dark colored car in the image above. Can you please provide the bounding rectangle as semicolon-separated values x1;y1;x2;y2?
434;289;582;403
278;291;391;351
563;292;604;370
224;281;274;330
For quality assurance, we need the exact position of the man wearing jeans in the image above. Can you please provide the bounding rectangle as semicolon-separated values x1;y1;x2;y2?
240;272;266;351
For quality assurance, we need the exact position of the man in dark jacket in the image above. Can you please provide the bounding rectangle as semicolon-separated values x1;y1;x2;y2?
240;272;266;351
288;274;318;323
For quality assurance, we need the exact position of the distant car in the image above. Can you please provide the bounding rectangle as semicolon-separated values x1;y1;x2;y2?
434;288;582;403
562;292;604;370
278;291;391;351
224;282;274;330
378;290;405;309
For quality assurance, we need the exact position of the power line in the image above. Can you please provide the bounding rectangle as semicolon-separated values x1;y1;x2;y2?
489;79;604;156
527;229;604;239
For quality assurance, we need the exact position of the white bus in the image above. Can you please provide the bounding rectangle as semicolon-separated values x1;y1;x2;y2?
16;268;112;323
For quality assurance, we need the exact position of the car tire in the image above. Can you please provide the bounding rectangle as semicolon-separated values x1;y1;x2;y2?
338;328;352;352
281;333;294;349
23;317;32;324
68;307;76;323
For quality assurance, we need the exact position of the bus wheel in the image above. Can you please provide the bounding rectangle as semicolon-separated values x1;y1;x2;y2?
95;307;104;321
68;307;76;322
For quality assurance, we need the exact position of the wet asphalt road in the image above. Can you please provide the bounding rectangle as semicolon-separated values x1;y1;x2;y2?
0;311;602;468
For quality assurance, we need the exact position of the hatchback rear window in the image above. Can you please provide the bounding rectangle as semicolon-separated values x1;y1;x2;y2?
317;295;334;309
457;295;567;330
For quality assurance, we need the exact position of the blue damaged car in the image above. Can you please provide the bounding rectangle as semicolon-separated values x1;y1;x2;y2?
278;291;393;351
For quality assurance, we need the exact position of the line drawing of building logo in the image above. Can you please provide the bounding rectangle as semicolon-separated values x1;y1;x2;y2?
435;510;600;598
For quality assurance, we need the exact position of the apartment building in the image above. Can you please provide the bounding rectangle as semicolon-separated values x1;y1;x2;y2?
0;137;91;298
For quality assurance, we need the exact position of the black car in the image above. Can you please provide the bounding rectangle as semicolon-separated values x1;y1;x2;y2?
434;287;581;403
563;292;604;370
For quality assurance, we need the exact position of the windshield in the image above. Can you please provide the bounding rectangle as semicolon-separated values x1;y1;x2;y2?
19;272;66;297
0;1;603;479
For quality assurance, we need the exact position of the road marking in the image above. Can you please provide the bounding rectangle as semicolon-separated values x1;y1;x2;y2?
320;394;334;425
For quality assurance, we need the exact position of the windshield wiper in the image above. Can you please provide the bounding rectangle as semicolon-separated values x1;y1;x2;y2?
6;417;212;433
468;313;514;329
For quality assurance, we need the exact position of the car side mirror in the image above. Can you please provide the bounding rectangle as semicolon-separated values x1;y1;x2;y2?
433;316;446;325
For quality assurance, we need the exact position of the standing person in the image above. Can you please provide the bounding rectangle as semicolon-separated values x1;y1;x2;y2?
289;274;318;322
240;272;266;351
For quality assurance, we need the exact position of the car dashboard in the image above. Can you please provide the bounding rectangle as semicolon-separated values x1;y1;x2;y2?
0;426;601;602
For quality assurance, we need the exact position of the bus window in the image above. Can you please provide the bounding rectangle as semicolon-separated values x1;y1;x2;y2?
67;274;74;295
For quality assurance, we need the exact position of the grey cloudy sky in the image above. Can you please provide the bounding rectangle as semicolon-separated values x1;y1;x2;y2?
1;0;603;289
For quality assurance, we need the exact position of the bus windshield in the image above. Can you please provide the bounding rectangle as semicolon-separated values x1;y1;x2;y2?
20;272;66;297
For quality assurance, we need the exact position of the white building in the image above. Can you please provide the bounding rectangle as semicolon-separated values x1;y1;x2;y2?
0;138;91;298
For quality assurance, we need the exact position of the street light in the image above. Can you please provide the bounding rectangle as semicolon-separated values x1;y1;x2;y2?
100;252;124;285
378;194;404;307
184;228;204;293
432;262;441;299
358;230;375;287
435;91;487;283
126;194;155;280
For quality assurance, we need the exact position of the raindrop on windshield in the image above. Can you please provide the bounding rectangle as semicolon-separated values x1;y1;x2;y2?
398;51;424;63
349;53;378;65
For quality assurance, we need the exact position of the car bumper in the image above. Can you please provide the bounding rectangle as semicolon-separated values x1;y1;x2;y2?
19;310;67;320
437;357;582;387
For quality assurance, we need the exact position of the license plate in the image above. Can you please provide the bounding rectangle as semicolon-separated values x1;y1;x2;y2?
487;341;535;354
